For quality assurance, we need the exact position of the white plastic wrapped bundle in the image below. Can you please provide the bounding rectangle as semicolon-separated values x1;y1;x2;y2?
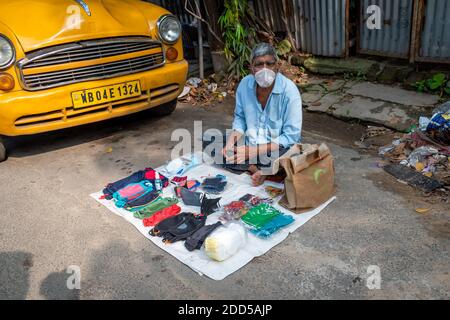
204;222;247;262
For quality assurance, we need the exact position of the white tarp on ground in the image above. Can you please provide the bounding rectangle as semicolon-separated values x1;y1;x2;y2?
91;155;336;280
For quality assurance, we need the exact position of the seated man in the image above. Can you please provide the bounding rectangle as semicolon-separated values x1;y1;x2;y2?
222;42;303;186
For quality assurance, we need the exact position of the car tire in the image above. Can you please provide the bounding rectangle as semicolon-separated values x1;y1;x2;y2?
0;137;7;163
150;99;178;116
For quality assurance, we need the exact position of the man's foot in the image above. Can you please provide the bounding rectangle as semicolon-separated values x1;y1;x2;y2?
251;170;267;186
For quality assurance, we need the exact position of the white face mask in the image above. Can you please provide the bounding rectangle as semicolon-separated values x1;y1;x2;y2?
254;68;276;88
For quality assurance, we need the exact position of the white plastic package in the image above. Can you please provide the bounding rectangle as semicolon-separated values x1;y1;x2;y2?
164;154;201;176
204;222;247;262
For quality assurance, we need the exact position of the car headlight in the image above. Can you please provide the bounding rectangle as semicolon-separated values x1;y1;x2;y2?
0;35;15;69
157;15;182;44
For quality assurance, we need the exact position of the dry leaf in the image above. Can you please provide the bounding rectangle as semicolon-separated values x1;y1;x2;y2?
415;208;431;214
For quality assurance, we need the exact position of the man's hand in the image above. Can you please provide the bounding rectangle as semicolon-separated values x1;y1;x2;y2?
225;145;258;164
222;130;243;159
221;141;235;158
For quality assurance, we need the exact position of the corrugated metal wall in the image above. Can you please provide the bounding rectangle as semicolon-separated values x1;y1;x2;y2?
251;0;348;57
359;0;414;58
296;0;347;57
250;0;285;33
418;0;450;62
148;0;449;63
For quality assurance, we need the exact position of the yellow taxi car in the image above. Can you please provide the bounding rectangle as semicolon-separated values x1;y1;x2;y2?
0;0;188;161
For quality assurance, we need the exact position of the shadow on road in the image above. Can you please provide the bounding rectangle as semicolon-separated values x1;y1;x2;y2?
4;109;163;159
40;270;80;300
0;251;33;299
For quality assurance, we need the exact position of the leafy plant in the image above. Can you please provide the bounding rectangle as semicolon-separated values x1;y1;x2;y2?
343;70;367;82
413;73;450;96
218;0;255;79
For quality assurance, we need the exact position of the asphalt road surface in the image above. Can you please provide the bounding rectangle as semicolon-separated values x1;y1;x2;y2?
0;102;448;299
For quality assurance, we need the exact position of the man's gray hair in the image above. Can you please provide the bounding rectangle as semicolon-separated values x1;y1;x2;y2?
250;42;278;63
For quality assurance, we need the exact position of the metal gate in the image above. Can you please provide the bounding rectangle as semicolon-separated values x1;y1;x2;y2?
251;0;349;57
358;0;414;58
414;0;450;63
296;0;348;57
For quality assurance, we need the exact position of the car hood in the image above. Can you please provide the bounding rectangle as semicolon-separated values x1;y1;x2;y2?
0;0;160;52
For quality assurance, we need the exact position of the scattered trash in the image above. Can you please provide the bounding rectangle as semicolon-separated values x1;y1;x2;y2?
432;100;450;114
361;126;394;142
419;116;431;131
178;86;191;98
207;83;218;92
375;105;449;192
407;146;439;168
383;164;443;193
186;77;202;88
415;101;450;145
178;76;237;106
106;147;113;153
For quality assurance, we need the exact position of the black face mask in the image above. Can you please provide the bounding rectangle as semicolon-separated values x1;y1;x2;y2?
184;222;223;251
179;187;203;206
124;190;160;210
201;196;221;216
149;212;207;244
201;177;227;193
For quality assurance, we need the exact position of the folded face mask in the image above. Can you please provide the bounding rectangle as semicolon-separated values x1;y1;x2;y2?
103;171;146;200
200;196;221;216
103;167;168;200
143;168;169;189
149;212;206;244
180;187;203;206
124;191;160;212
241;203;282;229
173;178;201;191
113;181;154;208
184;222;223;251
133;197;179;219
250;214;295;238
171;176;187;186
142;204;181;227
185;180;201;191
201;174;227;194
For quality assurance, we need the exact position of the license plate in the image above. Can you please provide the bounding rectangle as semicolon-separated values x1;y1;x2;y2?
71;81;141;108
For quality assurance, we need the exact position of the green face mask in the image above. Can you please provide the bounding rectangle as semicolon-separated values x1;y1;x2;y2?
241;203;281;229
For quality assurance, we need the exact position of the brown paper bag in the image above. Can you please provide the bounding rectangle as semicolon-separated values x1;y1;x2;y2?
264;143;335;213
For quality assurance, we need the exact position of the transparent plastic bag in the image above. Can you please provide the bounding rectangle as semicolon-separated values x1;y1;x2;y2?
204;222;247;262
219;195;273;222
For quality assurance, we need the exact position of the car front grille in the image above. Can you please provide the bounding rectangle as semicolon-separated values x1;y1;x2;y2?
18;37;165;91
14;83;180;129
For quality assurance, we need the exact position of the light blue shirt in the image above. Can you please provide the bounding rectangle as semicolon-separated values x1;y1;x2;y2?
232;73;302;148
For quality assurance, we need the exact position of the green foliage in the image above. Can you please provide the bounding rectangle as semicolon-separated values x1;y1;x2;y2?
343;70;367;81
218;0;255;79
413;73;450;96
